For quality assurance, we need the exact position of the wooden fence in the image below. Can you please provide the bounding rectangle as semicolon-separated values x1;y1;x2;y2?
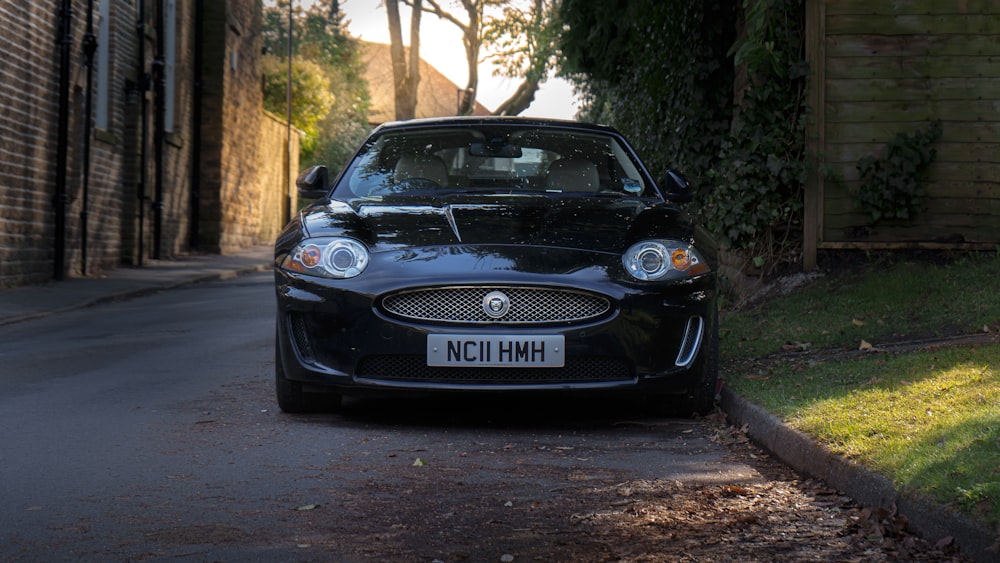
804;0;1000;269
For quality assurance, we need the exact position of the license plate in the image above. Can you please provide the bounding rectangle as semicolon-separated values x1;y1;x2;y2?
426;335;565;367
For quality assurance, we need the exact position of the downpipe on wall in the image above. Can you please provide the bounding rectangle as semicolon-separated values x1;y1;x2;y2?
152;0;165;259
135;0;148;266
54;0;74;280
80;0;97;276
190;0;203;249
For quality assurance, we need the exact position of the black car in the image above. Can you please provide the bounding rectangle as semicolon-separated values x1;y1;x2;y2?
274;117;719;415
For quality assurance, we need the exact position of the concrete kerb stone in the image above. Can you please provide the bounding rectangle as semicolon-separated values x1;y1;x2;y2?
721;387;999;563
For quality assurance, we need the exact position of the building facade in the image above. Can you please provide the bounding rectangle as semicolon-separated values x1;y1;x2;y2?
0;0;296;288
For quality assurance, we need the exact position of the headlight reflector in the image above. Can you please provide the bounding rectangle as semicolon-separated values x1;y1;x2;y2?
623;241;708;281
283;237;369;278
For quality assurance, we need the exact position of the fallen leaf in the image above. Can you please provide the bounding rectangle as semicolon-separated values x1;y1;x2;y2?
934;536;954;549
720;484;751;496
859;340;873;351
413;458;426;466
852;318;865;327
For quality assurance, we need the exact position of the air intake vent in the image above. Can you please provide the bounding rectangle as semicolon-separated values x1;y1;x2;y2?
674;316;704;367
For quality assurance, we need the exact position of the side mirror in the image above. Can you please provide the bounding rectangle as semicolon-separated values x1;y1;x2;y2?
659;170;692;203
296;165;330;199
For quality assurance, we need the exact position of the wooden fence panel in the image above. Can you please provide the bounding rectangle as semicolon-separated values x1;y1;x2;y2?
804;0;1000;258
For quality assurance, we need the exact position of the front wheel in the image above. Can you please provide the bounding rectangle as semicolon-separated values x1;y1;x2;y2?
275;337;342;414
687;314;720;416
645;312;719;417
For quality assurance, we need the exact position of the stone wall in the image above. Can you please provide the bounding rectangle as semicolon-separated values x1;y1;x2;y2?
257;112;301;246
199;0;296;253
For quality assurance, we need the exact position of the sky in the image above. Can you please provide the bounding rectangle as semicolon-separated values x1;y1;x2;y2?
339;0;581;120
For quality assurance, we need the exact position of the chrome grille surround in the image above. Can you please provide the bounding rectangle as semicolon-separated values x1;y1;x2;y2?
381;286;612;324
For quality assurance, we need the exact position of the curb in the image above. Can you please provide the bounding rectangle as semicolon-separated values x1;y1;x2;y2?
721;387;998;563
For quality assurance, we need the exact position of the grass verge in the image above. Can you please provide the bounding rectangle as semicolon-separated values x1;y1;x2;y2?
721;252;1000;531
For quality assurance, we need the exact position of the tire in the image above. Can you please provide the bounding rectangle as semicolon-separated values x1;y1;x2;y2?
275;336;342;414
644;310;720;418
687;313;720;416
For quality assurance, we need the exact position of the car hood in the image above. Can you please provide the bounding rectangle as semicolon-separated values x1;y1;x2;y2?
300;195;697;254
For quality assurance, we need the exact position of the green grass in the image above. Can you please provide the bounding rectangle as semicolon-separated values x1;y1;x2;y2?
722;252;1000;530
722;252;1000;358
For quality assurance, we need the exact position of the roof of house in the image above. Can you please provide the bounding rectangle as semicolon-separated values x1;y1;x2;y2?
358;41;492;124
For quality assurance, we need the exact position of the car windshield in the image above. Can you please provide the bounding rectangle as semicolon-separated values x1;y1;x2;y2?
335;125;654;199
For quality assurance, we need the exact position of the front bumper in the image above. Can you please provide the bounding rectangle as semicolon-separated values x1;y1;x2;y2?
274;267;715;396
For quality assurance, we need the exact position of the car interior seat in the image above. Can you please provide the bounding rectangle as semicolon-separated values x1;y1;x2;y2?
546;158;600;192
393;154;449;186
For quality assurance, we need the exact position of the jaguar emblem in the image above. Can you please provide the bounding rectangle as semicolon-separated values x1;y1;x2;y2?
482;291;511;319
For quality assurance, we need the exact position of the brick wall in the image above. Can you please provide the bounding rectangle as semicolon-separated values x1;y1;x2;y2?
0;2;70;286
0;1;295;288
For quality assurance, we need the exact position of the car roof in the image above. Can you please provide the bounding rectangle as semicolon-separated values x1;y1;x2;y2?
371;116;622;136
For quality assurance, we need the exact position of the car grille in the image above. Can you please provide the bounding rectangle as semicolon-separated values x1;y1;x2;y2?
356;355;633;385
381;286;611;324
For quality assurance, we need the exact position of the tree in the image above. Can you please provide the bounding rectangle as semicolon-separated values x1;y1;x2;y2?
402;0;493;115
261;55;335;157
485;0;559;116
386;0;423;120
262;0;369;168
400;0;559;116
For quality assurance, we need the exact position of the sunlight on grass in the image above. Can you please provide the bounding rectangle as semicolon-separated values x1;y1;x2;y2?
750;346;1000;528
721;253;1000;528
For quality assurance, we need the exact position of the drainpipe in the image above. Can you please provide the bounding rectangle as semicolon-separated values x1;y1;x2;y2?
152;0;165;259
136;1;148;266
54;0;74;280
285;0;294;226
190;0;203;250
80;0;97;276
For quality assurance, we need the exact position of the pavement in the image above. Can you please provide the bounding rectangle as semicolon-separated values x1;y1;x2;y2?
0;246;996;562
0;245;273;327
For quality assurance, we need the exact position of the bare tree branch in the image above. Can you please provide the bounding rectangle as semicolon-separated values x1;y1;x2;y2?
386;0;421;120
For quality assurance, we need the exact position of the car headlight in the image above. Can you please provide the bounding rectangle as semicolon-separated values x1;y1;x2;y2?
281;237;369;279
623;240;709;281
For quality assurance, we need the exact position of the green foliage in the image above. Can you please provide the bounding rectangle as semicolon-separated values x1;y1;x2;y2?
560;0;808;275
261;55;335;157
261;0;370;169
703;0;807;272
855;121;942;224
484;0;559;84
559;0;735;181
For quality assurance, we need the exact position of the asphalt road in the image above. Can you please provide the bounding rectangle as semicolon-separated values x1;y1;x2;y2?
0;272;915;562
